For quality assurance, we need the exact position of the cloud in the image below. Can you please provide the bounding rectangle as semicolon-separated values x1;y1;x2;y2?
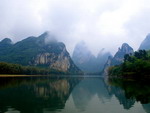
0;0;150;56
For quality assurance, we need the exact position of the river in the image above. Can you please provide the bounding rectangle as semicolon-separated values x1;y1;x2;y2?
0;76;149;113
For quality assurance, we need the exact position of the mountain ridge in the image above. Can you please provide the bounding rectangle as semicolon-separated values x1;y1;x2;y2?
72;41;111;73
103;43;134;74
139;33;150;50
0;32;82;74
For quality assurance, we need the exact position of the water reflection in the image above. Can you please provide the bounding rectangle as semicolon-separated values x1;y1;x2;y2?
108;78;150;104
0;76;149;113
143;104;150;113
108;78;150;113
72;78;111;111
108;85;135;109
0;77;82;113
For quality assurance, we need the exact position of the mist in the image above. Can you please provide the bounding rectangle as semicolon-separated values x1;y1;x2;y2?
0;0;150;56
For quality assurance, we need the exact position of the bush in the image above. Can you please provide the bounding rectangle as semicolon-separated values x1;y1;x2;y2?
108;50;150;78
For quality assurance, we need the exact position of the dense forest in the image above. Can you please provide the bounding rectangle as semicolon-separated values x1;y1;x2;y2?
108;50;150;79
0;62;66;75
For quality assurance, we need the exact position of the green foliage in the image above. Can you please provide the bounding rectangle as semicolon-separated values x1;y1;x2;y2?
108;66;122;76
0;36;66;65
0;62;65;75
109;50;150;79
0;34;82;75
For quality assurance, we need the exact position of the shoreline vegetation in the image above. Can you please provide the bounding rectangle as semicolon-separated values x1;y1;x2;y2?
0;74;42;77
0;62;78;76
108;50;150;79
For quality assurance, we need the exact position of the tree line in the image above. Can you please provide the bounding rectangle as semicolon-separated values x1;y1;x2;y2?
109;50;150;79
0;62;65;75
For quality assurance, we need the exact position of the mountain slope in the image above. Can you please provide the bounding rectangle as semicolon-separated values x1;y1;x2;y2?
96;49;112;72
103;43;134;74
0;32;81;74
72;41;97;73
72;42;111;73
111;43;134;66
139;34;150;50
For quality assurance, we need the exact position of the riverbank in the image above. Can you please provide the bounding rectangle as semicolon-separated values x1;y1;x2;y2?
0;74;47;77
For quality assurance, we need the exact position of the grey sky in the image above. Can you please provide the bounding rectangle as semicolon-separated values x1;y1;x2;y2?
0;0;150;56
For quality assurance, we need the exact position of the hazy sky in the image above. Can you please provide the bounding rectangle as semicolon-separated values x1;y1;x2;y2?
0;0;150;56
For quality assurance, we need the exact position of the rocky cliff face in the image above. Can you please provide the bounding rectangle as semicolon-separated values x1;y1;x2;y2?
111;43;134;65
103;56;113;75
139;33;150;50
103;43;134;75
0;32;81;74
33;51;72;72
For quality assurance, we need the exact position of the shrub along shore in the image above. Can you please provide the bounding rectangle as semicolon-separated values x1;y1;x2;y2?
0;62;66;75
108;50;150;79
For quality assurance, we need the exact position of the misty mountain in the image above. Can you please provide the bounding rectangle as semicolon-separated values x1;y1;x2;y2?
96;49;112;72
0;38;13;55
72;41;111;73
0;32;81;74
72;41;96;73
139;33;150;50
103;43;134;74
111;43;134;65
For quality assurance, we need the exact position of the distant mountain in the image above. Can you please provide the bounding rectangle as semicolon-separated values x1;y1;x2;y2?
96;49;112;72
0;38;13;55
72;41;111;73
0;32;81;74
111;43;134;66
72;41;97;73
139;34;150;50
103;43;134;74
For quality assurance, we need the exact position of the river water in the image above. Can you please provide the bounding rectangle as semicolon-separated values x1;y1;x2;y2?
0;76;149;113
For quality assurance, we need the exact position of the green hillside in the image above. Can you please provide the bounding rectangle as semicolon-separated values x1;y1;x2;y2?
0;32;82;75
109;50;150;79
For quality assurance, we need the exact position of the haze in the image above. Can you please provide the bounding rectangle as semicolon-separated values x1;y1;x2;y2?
0;0;150;56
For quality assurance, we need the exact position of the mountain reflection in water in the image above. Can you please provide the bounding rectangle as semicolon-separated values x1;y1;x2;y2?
0;76;149;113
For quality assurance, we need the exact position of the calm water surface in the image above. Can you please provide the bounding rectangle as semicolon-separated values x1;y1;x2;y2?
0;76;149;113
